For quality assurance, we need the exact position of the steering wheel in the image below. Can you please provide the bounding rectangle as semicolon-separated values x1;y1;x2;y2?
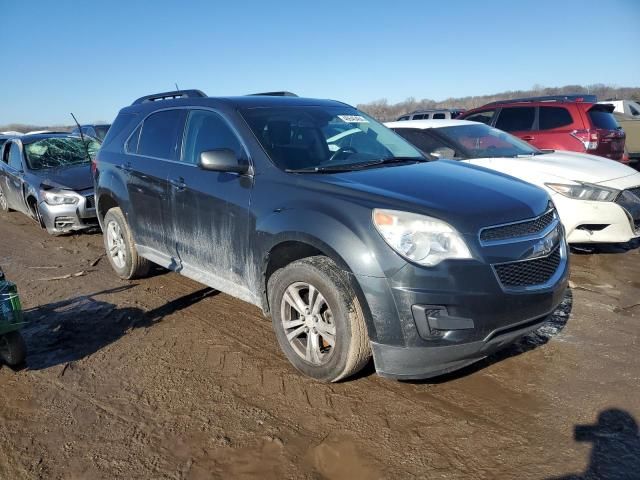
329;146;358;162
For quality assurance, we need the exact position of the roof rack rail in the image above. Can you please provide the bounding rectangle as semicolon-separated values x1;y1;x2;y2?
132;89;207;106
247;91;298;97
485;94;597;106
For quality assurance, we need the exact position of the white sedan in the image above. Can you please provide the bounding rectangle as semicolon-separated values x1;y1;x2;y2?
385;119;640;244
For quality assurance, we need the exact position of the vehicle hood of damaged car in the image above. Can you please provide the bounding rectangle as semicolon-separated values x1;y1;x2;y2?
33;163;93;191
299;160;550;235
470;150;638;185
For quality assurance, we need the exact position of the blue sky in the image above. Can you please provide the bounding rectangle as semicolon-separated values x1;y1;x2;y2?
1;0;638;125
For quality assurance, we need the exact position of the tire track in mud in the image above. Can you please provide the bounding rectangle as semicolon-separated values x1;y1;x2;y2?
126;271;575;477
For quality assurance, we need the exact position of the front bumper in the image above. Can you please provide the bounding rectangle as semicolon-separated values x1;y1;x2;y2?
553;193;640;244
38;192;98;234
356;224;570;380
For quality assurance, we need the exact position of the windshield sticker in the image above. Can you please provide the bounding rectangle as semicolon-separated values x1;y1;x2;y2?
338;115;369;123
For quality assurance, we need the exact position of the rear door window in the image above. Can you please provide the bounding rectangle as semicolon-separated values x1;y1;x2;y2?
539;107;573;130
137;109;185;160
464;109;496;125
495;107;535;132
588;109;620;130
432;113;446;119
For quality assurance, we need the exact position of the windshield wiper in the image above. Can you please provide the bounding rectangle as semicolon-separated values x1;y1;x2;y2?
344;156;427;170
286;157;426;174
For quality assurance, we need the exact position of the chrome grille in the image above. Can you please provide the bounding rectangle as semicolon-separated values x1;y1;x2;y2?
494;246;561;288
480;208;556;243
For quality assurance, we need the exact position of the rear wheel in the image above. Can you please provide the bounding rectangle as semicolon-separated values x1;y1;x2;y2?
0;332;26;367
268;256;371;382
103;207;151;279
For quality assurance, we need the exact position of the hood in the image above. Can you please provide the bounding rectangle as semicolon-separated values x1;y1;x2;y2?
303;160;550;234
473;150;637;185
34;163;93;191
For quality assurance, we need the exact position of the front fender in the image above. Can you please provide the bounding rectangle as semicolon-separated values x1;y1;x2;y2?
96;167;130;223
256;207;408;344
257;208;399;279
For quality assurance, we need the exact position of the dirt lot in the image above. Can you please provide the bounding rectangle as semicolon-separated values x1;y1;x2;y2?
0;211;638;480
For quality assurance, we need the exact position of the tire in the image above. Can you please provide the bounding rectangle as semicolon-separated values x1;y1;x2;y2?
0;184;10;213
103;207;151;279
268;256;371;382
0;331;26;367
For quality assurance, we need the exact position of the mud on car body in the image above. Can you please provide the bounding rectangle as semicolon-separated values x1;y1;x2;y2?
0;133;100;234
94;89;568;381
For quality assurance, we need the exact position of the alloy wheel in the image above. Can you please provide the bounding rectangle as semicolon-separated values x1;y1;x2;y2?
106;220;127;269
280;282;336;365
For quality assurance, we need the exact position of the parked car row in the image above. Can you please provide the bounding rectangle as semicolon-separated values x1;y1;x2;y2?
1;89;638;383
386;119;640;245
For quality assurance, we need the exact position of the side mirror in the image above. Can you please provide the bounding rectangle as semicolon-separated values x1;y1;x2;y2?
430;147;456;159
198;149;249;174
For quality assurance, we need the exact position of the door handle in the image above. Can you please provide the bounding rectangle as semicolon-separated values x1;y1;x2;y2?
521;135;535;141
169;177;186;191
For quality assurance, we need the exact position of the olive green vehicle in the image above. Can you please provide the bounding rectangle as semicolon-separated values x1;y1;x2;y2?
0;267;27;366
614;112;640;168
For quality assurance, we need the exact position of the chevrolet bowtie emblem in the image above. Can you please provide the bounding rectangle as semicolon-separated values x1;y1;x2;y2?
527;227;560;259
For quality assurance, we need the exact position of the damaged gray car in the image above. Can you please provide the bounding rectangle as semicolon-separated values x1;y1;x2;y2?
0;133;100;234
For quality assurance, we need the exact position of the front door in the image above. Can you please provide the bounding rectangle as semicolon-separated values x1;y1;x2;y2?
125;109;185;262
167;109;254;301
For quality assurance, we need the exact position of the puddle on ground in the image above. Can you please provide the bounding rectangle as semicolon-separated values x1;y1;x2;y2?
305;431;384;480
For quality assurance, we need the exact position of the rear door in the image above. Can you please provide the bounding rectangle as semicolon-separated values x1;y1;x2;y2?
125;109;185;259
534;106;576;150
167;109;254;297
494;107;536;145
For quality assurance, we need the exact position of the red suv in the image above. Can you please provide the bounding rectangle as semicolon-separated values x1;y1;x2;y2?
460;95;627;162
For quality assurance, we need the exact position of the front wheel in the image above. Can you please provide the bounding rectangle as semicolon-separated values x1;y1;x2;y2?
103;207;151;279
268;256;371;382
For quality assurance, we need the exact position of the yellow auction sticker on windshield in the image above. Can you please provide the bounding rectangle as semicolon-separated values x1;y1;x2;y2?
338;115;369;123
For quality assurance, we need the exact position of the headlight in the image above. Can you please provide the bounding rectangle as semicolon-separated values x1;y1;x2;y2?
545;182;619;202
373;209;472;266
41;189;79;205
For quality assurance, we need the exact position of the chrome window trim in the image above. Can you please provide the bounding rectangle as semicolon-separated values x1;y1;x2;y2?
122;106;254;173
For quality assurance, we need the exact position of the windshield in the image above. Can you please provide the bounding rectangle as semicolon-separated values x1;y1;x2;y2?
435;123;541;158
24;137;100;170
241;106;424;171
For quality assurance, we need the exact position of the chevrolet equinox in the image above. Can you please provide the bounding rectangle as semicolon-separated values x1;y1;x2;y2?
94;90;569;382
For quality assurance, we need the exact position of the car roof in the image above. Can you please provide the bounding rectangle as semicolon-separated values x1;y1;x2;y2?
120;95;350;114
385;119;481;129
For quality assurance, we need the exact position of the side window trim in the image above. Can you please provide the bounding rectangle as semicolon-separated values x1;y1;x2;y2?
123;107;252;169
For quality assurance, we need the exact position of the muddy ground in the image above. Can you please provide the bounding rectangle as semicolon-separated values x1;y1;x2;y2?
0;211;638;480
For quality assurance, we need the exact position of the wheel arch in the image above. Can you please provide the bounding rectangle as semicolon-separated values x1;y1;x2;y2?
261;235;377;341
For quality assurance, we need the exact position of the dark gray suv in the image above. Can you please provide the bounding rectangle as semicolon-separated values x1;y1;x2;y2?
94;90;569;382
